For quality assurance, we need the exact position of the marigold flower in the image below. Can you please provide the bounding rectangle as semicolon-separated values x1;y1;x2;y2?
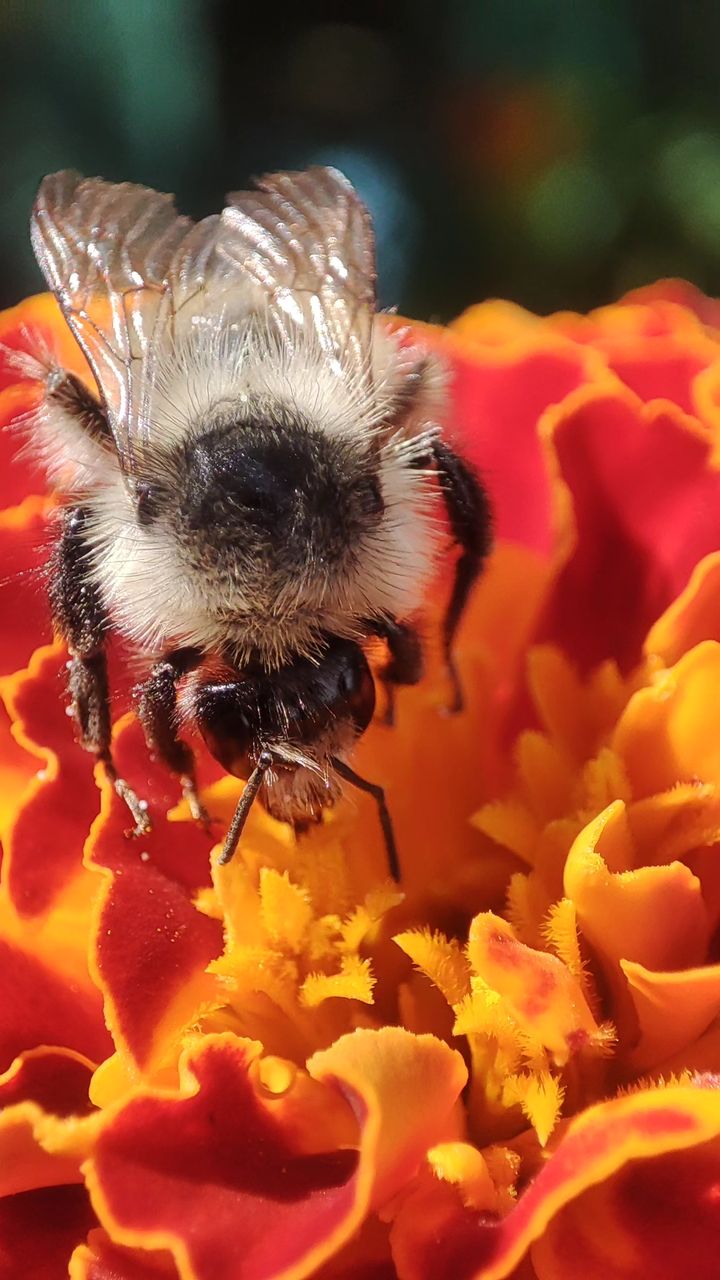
2;282;720;1277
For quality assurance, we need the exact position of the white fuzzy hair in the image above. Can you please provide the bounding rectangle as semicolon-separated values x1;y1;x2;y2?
1;333;109;492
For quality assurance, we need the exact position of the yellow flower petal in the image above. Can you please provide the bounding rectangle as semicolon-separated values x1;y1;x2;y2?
428;1140;517;1213
502;1069;565;1145
259;868;313;953
393;928;471;1006
308;1027;467;1210
543;897;586;983
301;955;376;1008
645;551;720;664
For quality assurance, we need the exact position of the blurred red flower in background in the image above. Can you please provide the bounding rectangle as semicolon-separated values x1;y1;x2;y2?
2;282;720;1279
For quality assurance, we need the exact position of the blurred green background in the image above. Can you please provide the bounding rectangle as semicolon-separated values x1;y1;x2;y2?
2;0;720;320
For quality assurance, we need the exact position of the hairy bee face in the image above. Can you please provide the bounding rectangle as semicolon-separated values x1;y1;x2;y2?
114;405;391;662
168;412;385;580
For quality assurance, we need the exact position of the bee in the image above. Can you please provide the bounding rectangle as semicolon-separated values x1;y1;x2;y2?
24;165;491;876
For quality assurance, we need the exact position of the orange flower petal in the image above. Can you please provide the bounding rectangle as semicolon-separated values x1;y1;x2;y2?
0;1098;86;1198
0;379;48;507
0;292;88;389
467;913;598;1065
525;645;626;764
393;928;471;1006
0;293;92;513
308;1027;467;1210
554;294;718;413
621;278;720;328
564;803;709;985
300;956;376;1007
86;1034;375;1280
349;545;550;892
615;641;720;796
622;959;720;1073
626;783;720;872
427;1141;518;1215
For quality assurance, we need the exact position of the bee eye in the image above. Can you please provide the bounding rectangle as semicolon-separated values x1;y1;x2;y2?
136;483;161;526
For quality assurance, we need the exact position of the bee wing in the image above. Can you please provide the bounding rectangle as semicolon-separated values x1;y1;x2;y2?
32;166;376;471
31;170;192;473
221;166;376;376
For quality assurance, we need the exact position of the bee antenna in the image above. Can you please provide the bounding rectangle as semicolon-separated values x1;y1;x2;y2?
218;751;273;866
331;756;401;882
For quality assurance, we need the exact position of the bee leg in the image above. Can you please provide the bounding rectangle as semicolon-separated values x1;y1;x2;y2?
370;619;423;726
46;367;114;446
136;651;210;826
331;756;401;881
431;439;493;713
218;752;274;866
50;505;150;836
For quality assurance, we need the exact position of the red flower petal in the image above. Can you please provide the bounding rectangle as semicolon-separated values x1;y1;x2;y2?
0;938;110;1074
537;389;720;672
551;291;717;414
0;1045;94;1116
532;1135;720;1280
447;345;586;554
434;320;591;554
1;644;99;918
607;346;710;417
0;501;52;679
390;1085;720;1280
0;1185;96;1280
70;1230;179;1279
0;292;93;511
87;716;217;892
86;715;222;1069
0;383;47;509
87;1035;374;1280
91;861;222;1070
622;279;720;329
